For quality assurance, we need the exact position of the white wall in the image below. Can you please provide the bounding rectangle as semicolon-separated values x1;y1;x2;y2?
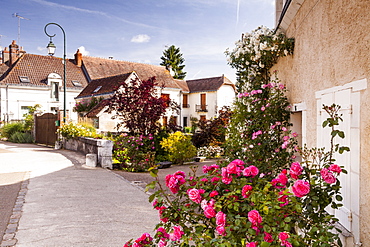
0;85;82;122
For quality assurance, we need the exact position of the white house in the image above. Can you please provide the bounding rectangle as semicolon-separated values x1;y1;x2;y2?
0;41;88;123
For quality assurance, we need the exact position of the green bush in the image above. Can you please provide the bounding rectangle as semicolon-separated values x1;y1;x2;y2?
9;132;34;143
160;131;197;165
0;122;26;139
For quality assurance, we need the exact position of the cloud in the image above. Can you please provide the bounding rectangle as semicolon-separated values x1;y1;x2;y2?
77;46;90;56
131;34;151;43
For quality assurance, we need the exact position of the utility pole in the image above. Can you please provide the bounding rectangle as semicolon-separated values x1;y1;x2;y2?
13;13;30;47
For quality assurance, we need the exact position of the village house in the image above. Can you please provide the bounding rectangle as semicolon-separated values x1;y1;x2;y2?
74;50;236;132
274;0;369;246
0;41;88;123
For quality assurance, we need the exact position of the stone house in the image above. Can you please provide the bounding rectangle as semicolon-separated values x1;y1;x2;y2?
0;41;88;122
274;0;369;245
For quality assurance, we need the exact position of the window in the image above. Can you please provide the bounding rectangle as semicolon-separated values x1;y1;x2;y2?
170;116;177;125
201;94;206;110
162;116;168;127
183;117;188;127
93;86;102;93
20;106;30;117
19;76;30;83
182;95;189;108
72;80;82;87
51;82;59;101
315;78;367;238
161;94;170;107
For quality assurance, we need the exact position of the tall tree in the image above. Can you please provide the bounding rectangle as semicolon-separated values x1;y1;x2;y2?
160;45;187;79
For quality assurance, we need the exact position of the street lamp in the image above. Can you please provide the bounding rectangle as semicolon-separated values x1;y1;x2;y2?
44;23;67;123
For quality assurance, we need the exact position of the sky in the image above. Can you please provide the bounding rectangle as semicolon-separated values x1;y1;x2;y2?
0;0;276;83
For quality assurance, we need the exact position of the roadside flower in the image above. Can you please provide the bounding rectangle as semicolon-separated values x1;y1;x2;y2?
170;226;184;241
329;164;342;174
165;171;186;194
216;211;226;226
248;210;262;226
246;241;258;247
292;180;310;197
221;167;233;184
289;162;303;179
242;185;253;198
271;170;288;188
243;165;259;177
320;168;336;184
187;188;204;203
264;232;273;243
210;190;219;197
216;225;226;236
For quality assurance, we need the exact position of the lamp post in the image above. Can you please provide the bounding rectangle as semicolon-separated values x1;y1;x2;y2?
44;23;66;123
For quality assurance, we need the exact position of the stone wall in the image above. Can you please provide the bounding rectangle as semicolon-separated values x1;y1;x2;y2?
62;137;113;169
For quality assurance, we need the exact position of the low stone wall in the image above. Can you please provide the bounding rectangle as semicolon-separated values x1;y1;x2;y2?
62;137;113;169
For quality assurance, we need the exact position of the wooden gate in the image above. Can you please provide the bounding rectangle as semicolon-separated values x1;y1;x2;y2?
35;113;58;146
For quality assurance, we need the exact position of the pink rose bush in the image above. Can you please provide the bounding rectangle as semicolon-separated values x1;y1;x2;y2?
125;25;348;246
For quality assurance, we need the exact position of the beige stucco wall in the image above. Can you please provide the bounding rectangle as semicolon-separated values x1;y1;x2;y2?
272;0;370;245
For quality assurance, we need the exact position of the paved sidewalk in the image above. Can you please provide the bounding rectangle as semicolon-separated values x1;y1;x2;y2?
0;141;159;247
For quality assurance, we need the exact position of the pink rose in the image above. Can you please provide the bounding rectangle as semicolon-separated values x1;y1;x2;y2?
242;185;253;198
264;232;273;243
226;159;245;175
170;226;184;241
210;190;219;197
243;165;259;177
187;188;203;203
165;171;186;194
271;171;288;189
216;211;226;226
221;167;233;184
279;232;289;241
329;164;342;174
248;210;262;225
246;242;258;247
320;168;336;184
292;180;310;197
216;225;226;235
204;205;216;218
289;162;303;179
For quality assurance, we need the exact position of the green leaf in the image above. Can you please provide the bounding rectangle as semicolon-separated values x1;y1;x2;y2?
336;195;343;201
261;242;271;247
338;131;345;138
150;169;158;177
322;120;329;128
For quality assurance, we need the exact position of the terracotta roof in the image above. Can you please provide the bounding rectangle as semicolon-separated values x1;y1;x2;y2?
186;75;235;93
0;54;88;88
81;56;180;89
0;63;9;77
174;79;190;93
86;99;110;118
76;72;133;99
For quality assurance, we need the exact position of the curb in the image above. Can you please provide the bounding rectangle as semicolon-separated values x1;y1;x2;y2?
1;172;30;247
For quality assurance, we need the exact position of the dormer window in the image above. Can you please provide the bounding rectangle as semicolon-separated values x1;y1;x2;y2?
93;86;102;93
19;76;30;83
72;80;82;87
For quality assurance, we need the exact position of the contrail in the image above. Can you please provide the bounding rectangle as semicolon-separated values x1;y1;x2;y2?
236;0;240;27
30;0;166;30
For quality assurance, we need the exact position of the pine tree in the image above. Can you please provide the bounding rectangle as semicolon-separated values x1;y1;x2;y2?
160;45;187;79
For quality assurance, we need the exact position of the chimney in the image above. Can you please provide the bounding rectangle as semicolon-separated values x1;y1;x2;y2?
9;40;19;66
74;49;82;67
2;47;9;65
